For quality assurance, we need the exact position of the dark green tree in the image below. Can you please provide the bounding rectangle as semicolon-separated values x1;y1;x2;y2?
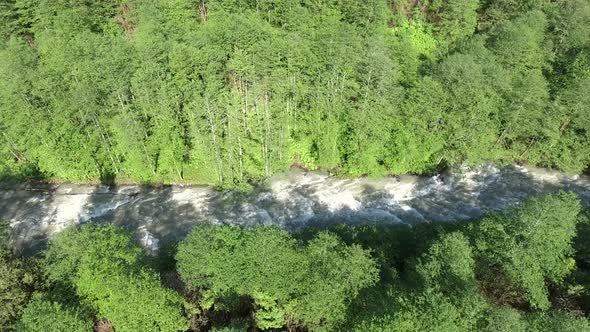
177;225;378;331
468;192;581;309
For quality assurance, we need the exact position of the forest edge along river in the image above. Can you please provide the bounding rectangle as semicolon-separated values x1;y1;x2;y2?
2;164;590;254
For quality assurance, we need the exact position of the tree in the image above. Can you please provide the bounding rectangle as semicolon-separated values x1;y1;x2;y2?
75;268;188;332
16;295;92;332
389;77;447;174
411;232;487;331
43;224;189;332
527;310;590;332
433;51;502;164
542;76;590;172
0;0;588;185
0;258;37;331
415;233;477;297
479;307;527;332
486;11;554;160
425;0;480;48
176;225;378;331
468;192;582;309
478;0;552;29
0;220;39;331
555;0;590;52
349;232;487;332
292;232;380;330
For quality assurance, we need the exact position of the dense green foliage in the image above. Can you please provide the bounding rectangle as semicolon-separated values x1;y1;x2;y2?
344;192;589;332
176;226;378;330
0;258;37;331
16;295;92;332
42;224;189;332
0;0;589;188
1;192;590;331
468;192;581;309
1;1;590;329
0;220;38;331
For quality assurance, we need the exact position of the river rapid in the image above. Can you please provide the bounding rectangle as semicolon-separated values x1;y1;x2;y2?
2;164;590;254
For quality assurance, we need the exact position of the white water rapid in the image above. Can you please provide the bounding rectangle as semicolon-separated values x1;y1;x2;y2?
2;164;589;253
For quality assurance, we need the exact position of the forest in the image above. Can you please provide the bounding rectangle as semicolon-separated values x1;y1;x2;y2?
0;0;589;188
2;0;590;331
1;192;590;331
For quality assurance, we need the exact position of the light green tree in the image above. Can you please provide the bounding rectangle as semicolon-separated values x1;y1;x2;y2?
469;192;581;309
16;295;92;332
43;224;189;332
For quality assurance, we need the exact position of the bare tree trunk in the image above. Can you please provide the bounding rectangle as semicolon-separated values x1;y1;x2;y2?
198;1;208;22
205;98;224;183
92;115;120;174
264;94;271;176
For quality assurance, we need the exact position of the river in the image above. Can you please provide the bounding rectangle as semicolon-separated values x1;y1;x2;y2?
2;164;589;254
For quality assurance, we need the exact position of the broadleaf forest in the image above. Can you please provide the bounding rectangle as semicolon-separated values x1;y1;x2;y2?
1;1;590;331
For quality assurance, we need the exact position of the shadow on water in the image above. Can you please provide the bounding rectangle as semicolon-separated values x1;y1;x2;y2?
0;171;57;255
1;164;589;255
80;184;203;251
401;165;590;223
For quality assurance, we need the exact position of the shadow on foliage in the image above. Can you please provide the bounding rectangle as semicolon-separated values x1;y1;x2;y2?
99;169;117;188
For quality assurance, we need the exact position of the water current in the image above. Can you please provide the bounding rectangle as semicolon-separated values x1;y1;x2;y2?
2;164;589;253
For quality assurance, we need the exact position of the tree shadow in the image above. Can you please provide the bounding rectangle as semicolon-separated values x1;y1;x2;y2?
99;169;117;188
78;184;205;254
0;173;56;256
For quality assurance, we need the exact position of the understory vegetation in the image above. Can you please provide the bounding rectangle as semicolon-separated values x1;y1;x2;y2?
2;192;590;331
1;0;589;188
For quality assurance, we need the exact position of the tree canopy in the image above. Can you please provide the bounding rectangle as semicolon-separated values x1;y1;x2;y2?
1;192;589;331
1;0;590;330
42;224;189;332
176;226;379;330
0;0;589;187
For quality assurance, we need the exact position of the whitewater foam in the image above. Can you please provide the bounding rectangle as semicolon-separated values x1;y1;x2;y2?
2;164;589;252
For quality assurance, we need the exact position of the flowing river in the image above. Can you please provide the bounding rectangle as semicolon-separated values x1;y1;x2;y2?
2;164;590;254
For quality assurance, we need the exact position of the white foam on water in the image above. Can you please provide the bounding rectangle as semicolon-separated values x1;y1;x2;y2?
312;187;362;212
44;194;89;232
4;163;590;252
80;197;133;222
137;226;159;254
522;165;565;184
171;187;212;213
270;180;294;202
172;188;196;202
384;179;419;201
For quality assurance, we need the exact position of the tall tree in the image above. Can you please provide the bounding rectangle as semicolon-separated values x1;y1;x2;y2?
176;226;378;331
468;192;581;309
